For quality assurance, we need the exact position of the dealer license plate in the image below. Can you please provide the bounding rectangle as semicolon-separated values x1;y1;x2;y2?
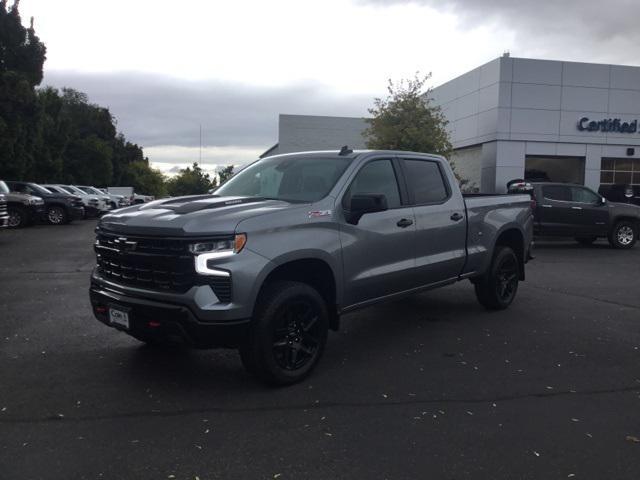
109;307;130;330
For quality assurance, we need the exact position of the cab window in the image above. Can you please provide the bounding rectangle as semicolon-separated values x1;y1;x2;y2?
343;159;401;209
542;185;571;202
402;159;449;204
571;187;600;204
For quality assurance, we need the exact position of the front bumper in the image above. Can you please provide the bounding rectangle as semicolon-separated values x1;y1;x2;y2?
70;205;85;220
90;283;250;347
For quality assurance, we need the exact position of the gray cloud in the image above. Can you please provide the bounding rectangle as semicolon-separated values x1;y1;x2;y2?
361;0;640;65
42;71;372;150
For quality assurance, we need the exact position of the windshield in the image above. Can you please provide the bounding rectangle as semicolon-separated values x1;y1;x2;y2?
88;187;106;195
0;181;8;194
79;186;93;194
60;185;79;195
29;183;52;195
215;155;352;202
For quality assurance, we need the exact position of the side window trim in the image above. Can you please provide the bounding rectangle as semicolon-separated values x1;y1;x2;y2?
397;156;452;206
341;158;406;210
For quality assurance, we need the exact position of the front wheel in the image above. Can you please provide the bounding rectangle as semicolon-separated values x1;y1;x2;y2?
240;281;329;386
47;205;69;225
608;220;637;249
7;206;29;228
475;246;520;310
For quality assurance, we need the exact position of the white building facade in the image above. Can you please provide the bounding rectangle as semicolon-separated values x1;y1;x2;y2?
265;56;640;193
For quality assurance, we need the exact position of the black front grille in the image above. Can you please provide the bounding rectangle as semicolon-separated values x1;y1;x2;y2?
0;199;7;216
95;230;232;302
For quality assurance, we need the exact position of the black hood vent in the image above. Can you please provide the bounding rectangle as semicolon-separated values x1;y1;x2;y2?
143;195;268;214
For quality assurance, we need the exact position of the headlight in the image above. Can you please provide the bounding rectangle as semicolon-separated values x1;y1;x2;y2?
190;234;246;276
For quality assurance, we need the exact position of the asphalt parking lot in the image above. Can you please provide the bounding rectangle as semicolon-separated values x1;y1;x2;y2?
1;220;639;480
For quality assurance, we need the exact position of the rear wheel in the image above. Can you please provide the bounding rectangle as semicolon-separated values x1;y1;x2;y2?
7;206;29;228
47;205;68;225
240;281;329;386
575;236;597;246
608;220;637;249
475;246;520;310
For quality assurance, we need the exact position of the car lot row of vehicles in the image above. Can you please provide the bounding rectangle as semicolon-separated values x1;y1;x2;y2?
0;180;151;229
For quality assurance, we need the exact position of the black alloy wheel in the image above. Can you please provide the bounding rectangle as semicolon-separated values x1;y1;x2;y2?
271;298;323;371
47;205;68;225
475;246;520;310
7;207;27;228
240;281;329;386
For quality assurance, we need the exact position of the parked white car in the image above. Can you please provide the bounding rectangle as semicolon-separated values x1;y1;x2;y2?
78;186;127;210
44;184;107;217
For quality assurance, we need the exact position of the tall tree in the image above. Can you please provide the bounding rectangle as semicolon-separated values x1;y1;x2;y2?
364;73;469;186
166;162;215;197
0;0;46;179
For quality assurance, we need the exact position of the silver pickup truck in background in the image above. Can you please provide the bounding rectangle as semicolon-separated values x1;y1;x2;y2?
90;149;533;385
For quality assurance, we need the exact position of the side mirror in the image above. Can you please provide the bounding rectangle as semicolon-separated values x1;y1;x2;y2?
600;196;607;205
346;194;388;225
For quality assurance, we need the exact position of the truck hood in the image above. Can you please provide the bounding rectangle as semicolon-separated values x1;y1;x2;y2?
99;195;295;236
609;201;640;217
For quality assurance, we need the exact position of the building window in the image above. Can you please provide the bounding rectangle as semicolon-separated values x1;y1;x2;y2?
600;158;640;185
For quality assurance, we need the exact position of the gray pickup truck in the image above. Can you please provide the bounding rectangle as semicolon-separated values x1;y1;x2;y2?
90;149;533;384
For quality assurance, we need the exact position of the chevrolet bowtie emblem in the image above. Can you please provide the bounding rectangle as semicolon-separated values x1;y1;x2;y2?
114;236;137;252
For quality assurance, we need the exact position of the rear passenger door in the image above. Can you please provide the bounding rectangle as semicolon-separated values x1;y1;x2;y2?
537;185;575;235
399;156;467;285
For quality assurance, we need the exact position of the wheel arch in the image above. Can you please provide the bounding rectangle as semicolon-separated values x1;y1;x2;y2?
253;253;341;331
492;226;526;280
611;216;640;237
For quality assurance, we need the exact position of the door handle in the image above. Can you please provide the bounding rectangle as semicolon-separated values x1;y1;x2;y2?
396;218;413;228
571;206;583;210
450;212;464;221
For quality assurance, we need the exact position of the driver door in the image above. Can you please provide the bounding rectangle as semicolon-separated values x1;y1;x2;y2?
339;158;417;307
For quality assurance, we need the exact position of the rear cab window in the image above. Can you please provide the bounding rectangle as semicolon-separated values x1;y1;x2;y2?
542;185;571;202
401;159;449;204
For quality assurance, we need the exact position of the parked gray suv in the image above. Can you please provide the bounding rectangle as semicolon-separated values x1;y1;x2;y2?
90;150;533;384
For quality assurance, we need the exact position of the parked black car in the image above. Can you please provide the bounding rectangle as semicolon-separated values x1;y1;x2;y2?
598;184;640;207
529;182;640;248
0;180;45;228
5;181;84;225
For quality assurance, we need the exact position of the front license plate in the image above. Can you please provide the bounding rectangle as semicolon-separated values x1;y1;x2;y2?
109;307;130;330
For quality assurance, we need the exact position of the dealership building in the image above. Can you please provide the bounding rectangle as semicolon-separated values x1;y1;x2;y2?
263;55;640;193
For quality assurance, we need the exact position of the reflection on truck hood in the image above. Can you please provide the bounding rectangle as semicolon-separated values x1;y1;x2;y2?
609;201;640;216
99;195;293;236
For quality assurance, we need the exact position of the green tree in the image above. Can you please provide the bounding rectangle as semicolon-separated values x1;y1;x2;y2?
218;165;234;184
121;160;167;198
166;162;214;197
0;0;47;179
364;73;468;186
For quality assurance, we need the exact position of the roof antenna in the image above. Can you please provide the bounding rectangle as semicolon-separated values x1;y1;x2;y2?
339;145;353;156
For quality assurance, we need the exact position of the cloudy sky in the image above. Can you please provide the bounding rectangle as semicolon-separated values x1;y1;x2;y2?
16;0;640;174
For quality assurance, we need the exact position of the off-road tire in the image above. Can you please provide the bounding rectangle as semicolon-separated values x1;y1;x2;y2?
474;246;520;310
240;281;329;386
